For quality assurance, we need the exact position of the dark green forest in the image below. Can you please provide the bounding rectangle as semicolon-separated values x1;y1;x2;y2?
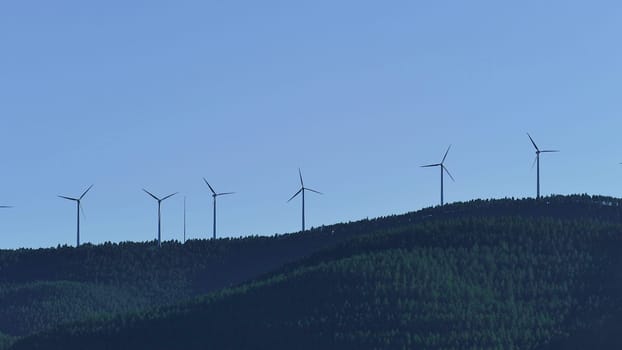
0;226;368;338
2;195;622;349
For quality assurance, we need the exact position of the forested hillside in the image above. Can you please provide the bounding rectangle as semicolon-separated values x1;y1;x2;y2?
3;194;607;340
8;195;622;350
0;230;363;339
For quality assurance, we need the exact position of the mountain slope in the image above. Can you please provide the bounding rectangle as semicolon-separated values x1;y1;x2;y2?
11;214;622;350
0;231;366;338
0;281;139;336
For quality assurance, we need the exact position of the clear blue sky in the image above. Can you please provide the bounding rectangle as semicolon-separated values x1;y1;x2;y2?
1;1;621;249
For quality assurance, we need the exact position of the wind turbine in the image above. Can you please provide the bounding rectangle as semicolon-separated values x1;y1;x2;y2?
59;185;93;247
287;169;322;232
143;189;177;247
203;178;234;240
421;145;455;206
527;133;559;199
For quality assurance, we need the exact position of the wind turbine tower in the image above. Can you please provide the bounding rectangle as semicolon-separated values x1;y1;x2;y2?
527;133;559;199
59;185;93;247
421;145;455;206
203;178;234;240
287;169;322;232
143;189;177;247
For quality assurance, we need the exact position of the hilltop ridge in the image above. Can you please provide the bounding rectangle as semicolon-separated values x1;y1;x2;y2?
1;194;622;349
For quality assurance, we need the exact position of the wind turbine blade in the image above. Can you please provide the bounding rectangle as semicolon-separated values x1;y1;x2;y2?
80;184;94;200
143;189;159;201
441;145;451;164
287;188;303;202
217;192;235;196
443;165;456;182
161;192;178;201
540;150;560;153
203;178;216;195
305;188;323;195
531;156;537;169
58;195;78;201
298;168;304;187
0;206;13;208
527;133;539;151
421;163;441;168
80;203;86;219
